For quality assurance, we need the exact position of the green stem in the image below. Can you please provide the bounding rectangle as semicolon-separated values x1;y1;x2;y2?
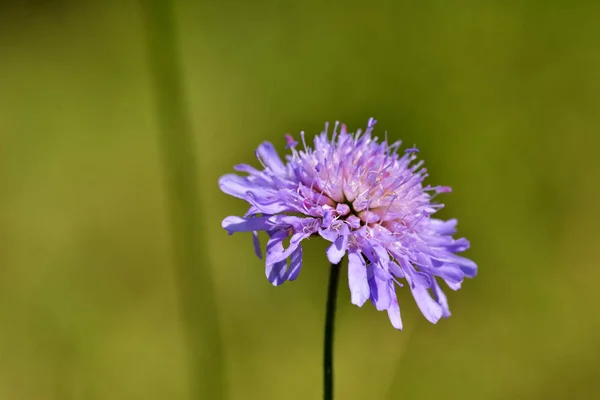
324;261;341;400
141;1;225;399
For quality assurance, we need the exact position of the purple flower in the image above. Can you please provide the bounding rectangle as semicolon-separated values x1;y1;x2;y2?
219;118;477;329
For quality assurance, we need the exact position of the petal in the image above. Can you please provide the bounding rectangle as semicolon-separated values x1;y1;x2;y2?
268;215;318;232
348;250;369;307
434;263;464;284
346;215;361;229
252;231;262;259
322;209;335;228
256;142;287;176
288;245;303;281
387;298;403;330
388;261;404;279
265;232;288;286
446;281;462;291
415;245;477;279
374;265;392;281
369;275;392;311
432;278;451;318
327;235;349;264
405;272;443;324
319;227;339;242
452;255;477;278
267;232;309;264
419;244;477;275
222;216;270;233
335;203;350;216
447;237;470;253
398;257;431;288
265;231;288;266
218;174;258;199
361;243;379;266
233;164;261;174
266;259;287;286
363;243;390;271
245;191;294;215
428;218;457;235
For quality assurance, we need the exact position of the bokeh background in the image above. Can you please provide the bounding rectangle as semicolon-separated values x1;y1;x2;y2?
1;0;600;399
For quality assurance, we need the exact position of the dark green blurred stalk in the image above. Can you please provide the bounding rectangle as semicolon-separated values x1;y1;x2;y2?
324;261;341;400
141;1;225;399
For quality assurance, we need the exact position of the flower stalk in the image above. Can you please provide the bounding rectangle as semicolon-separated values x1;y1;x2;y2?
324;260;341;400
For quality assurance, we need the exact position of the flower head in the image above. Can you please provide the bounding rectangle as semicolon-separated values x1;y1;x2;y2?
219;118;477;329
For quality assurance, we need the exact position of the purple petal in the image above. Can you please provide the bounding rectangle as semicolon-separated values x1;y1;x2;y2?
388;261;404;279
358;211;380;223
265;232;288;285
397;257;431;288
446;281;462;291
245;191;294;215
266;258;287;286
445;238;470;253
218;174;258;199
429;218;457;235
335;203;350;215
434;264;464;284
327;235;348;264
322;209;335;227
319;227;339;242
416;246;477;279
288;245;303;281
265;231;288;265
233;164;261;174
452;255;478;278
369;276;392;311
346;215;361;229
405;272;443;324
252;231;262;259
374;264;392;281
268;215;314;231
386;296;403;330
256;142;287;176
266;232;309;264
348;250;369;307
370;243;390;268
222;216;270;233
432;279;451;318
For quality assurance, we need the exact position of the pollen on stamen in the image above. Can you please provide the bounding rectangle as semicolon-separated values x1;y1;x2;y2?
285;134;298;149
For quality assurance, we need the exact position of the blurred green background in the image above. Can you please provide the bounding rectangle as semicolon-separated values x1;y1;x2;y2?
1;0;600;399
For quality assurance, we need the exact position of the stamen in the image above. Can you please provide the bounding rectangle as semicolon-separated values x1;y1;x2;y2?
285;134;298;149
300;131;308;152
388;140;402;153
410;211;429;230
380;194;398;222
354;128;363;145
310;164;318;192
332;121;339;144
316;164;331;205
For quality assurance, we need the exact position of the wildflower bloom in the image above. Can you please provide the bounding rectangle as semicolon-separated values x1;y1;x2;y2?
219;119;476;329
